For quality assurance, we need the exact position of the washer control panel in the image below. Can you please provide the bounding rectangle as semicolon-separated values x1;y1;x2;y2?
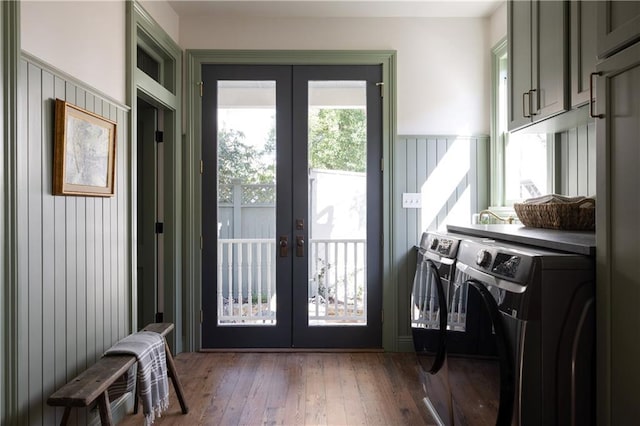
491;253;522;279
420;232;460;259
456;239;535;286
474;248;524;279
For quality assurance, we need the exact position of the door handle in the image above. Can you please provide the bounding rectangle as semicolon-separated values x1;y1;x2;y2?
296;236;305;257
529;89;537;116
590;72;603;118
279;236;288;257
522;91;531;118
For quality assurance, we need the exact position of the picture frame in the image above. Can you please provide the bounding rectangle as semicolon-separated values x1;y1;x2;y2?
53;98;117;197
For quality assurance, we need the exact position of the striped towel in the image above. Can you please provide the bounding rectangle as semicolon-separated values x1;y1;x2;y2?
105;331;169;425
106;363;137;402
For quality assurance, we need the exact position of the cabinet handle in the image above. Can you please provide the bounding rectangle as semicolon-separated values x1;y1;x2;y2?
522;91;531;118
590;72;604;119
529;89;537;116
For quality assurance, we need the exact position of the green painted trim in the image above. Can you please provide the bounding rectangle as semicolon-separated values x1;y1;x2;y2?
127;1;183;352
132;2;179;54
398;134;491;139
21;52;130;111
551;132;562;194
186;49;398;65
546;131;557;194
383;52;398;352
490;38;507;208
184;49;397;351
397;336;415;353
0;6;4;421
126;0;138;340
183;53;202;352
134;69;178;110
1;1;19;422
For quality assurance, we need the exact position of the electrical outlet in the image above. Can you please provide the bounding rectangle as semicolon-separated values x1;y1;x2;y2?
402;193;422;208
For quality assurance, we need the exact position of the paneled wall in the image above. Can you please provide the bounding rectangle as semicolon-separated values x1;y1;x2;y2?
394;135;488;344
14;55;130;425
556;122;596;197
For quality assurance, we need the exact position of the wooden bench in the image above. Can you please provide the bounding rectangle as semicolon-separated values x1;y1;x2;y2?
47;323;189;425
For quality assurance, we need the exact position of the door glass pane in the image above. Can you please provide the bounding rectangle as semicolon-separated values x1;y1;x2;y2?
307;81;367;326
217;81;277;326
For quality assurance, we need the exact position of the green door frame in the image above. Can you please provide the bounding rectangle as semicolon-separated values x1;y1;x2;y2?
1;1;20;422
184;50;398;352
127;1;183;352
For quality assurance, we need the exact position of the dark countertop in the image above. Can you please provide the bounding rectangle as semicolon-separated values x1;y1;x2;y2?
446;224;596;256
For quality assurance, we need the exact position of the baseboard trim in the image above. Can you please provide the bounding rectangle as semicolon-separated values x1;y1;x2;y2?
199;348;385;353
397;335;414;353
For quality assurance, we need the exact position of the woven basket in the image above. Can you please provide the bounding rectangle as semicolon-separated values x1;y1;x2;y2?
513;198;595;230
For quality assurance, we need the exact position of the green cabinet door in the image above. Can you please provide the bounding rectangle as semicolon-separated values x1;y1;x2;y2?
597;0;640;59
508;0;569;131
532;0;569;121
508;0;533;131
595;40;640;425
570;0;598;108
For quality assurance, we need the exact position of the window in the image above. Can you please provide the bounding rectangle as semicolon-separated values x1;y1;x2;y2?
136;29;176;94
503;133;548;203
492;40;550;207
137;45;160;83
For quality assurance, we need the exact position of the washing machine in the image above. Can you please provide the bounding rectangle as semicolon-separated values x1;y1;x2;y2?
411;232;458;424
446;237;595;425
412;231;500;425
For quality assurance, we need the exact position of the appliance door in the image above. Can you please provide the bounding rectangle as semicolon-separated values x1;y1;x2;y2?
411;254;448;371
447;267;515;426
411;251;452;424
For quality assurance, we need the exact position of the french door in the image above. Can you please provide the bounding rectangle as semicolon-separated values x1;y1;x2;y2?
201;64;382;348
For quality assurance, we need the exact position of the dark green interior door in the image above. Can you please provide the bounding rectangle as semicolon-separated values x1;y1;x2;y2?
137;98;165;327
201;64;382;349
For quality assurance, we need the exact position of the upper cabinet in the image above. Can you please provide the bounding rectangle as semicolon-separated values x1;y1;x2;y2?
508;0;569;131
597;1;640;59
570;0;598;108
508;0;533;130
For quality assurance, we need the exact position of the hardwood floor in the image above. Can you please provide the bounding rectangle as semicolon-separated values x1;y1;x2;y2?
118;352;437;426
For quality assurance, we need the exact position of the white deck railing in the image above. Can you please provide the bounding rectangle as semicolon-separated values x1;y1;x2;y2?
217;238;275;324
217;238;366;325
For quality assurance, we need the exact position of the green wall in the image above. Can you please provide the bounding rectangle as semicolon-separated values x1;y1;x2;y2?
393;135;489;349
555;122;597;197
8;54;131;425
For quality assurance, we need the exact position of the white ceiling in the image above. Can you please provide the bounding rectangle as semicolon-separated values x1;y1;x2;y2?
168;0;504;19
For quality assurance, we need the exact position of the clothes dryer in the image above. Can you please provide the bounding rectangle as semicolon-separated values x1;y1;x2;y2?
446;237;595;425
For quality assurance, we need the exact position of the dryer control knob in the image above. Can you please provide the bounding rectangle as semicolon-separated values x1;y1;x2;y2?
476;249;492;268
430;238;439;250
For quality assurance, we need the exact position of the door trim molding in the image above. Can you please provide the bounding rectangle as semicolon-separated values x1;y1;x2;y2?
127;1;183;351
184;50;397;351
2;0;20;420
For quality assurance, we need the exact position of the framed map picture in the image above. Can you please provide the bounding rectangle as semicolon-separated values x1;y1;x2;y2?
53;99;116;196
